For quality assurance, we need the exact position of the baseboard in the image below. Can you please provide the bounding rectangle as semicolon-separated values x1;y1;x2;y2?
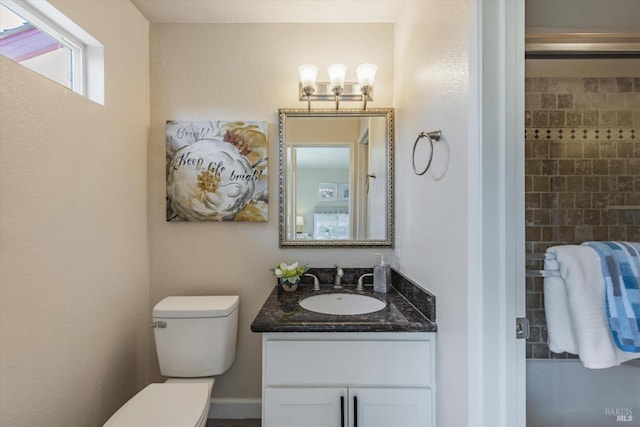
209;397;262;419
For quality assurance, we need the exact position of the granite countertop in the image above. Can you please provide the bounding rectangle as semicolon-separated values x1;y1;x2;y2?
250;281;437;333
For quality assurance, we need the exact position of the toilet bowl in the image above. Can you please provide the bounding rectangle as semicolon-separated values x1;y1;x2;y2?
104;296;239;427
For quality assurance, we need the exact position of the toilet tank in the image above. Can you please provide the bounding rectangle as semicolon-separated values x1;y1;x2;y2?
153;296;239;378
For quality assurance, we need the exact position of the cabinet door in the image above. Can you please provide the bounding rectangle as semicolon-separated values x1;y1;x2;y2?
264;387;347;427
349;387;433;427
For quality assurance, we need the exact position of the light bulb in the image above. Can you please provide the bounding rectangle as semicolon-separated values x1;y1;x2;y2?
327;64;347;89
356;63;377;87
298;64;318;87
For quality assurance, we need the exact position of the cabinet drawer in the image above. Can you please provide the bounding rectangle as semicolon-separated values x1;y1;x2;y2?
265;339;431;386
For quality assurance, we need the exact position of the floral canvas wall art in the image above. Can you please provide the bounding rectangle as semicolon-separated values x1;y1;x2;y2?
166;120;268;222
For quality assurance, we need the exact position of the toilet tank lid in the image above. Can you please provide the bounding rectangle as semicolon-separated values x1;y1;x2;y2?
153;296;239;318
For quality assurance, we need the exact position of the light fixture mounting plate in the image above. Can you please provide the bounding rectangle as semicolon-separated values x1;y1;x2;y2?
298;82;373;102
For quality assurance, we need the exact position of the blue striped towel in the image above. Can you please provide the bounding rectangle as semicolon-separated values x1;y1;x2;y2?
584;241;640;352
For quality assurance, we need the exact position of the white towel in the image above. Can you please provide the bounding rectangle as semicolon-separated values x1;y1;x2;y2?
545;245;639;369
543;251;577;354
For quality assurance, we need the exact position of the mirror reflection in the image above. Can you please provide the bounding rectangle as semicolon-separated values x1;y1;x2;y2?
279;108;394;247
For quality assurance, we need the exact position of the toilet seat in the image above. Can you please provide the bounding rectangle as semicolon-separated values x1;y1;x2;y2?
104;383;210;427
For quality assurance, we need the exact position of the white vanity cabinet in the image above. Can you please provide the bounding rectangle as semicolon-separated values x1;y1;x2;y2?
261;332;436;427
264;386;432;427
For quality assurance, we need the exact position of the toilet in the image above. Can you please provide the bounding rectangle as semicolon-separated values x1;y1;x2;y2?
104;295;239;427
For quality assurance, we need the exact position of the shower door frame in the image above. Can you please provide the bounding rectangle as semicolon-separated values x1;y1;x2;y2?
470;0;526;426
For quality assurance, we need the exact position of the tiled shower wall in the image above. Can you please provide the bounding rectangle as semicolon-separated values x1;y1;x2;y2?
525;76;640;359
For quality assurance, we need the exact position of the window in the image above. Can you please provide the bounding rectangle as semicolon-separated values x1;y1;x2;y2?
0;0;104;104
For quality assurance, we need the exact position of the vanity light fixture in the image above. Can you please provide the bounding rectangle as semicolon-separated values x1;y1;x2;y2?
298;64;318;111
356;63;377;110
297;63;375;110
327;64;346;110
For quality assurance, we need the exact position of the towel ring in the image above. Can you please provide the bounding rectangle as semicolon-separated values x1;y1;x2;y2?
412;129;442;176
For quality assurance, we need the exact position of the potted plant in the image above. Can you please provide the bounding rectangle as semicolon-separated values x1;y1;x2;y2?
270;261;309;292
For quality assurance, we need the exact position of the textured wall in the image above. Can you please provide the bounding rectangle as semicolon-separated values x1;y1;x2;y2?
0;0;150;425
148;22;394;400
524;74;640;359
393;1;470;425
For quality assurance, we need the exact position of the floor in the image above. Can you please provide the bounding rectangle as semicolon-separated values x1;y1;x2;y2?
206;420;261;427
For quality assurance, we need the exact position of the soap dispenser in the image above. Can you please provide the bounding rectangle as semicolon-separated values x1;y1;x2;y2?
373;253;391;293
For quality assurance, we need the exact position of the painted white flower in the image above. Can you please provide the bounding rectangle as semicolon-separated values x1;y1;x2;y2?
167;139;255;221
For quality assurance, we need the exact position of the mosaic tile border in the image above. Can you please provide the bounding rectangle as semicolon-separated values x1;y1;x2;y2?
525;128;637;141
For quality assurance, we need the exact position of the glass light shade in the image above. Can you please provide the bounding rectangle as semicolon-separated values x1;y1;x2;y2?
356;63;377;87
298;64;318;87
327;64;347;88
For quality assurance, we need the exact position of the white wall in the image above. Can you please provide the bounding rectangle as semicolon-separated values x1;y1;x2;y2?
527;360;640;426
0;0;150;425
393;1;470;425
525;0;640;33
148;22;394;400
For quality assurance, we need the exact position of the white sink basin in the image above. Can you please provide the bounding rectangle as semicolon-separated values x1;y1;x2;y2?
299;293;386;315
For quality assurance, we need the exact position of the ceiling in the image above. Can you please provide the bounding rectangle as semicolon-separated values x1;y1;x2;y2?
131;0;405;23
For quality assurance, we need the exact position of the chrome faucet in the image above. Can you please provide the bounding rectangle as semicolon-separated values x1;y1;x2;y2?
357;273;374;291
334;265;344;288
304;273;320;291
